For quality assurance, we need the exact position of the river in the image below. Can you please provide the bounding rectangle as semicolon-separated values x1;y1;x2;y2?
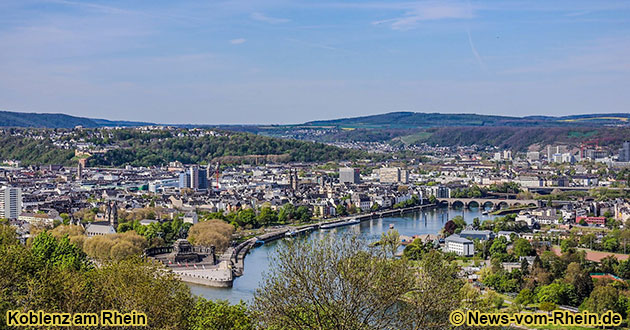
189;206;496;304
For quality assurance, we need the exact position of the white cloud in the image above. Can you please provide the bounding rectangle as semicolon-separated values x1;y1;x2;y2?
230;38;246;45
251;12;290;24
372;2;473;30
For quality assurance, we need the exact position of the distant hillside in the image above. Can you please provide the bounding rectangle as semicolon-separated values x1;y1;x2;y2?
0;128;369;166
0;110;152;128
305;112;515;128
414;126;630;150
304;111;630;128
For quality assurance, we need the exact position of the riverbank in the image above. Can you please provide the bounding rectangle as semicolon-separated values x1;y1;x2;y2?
190;205;492;302
232;203;437;275
181;203;438;288
254;203;436;245
161;204;439;288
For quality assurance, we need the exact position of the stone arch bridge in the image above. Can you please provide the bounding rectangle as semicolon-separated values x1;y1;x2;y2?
437;198;540;209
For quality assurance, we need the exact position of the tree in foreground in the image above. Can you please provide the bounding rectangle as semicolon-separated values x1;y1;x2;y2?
251;235;471;330
399;250;465;330
189;298;253;330
0;226;194;330
252;235;412;329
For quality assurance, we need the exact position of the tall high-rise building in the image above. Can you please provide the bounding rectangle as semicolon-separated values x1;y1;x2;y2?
198;167;208;190
619;141;630;162
189;165;199;189
339;167;360;184
179;172;190;189
180;166;208;190
0;186;22;219
379;167;401;183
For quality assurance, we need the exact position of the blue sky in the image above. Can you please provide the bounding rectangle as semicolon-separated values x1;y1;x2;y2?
1;0;629;124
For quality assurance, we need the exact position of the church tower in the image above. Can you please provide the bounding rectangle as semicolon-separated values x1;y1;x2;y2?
292;169;299;191
110;201;118;230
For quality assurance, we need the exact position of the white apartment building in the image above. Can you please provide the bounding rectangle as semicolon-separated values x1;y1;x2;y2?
0;186;22;219
444;234;475;257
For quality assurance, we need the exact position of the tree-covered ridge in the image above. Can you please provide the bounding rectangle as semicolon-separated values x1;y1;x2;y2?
0;134;75;165
417;126;630;150
89;129;367;166
304;111;630;129
220;120;630;149
0;110;151;128
306;111;516;128
0;127;368;166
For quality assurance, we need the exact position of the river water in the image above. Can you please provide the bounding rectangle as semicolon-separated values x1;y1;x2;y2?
189;206;495;304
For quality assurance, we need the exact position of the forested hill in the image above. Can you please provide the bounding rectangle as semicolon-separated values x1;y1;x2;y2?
304;112;630;128
0;110;151;128
0;128;367;166
414;126;630;150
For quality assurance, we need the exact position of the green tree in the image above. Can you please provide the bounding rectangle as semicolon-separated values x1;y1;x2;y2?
600;255;619;274
581;285;620;314
443;216;466;235
403;238;433;260
370;203;381;212
579;233;596;249
399;250;467;329
489;237;508;257
564;262;593;305
515;288;535;306
560;239;577;253
189;298;253;330
257;207;277;226
336;204;348;216
60;213;71;225
30;231;90;271
616;259;630;279
277;203;295;222
537;281;577;306
91;258;194;329
237;208;258;228
513;238;535;257
252;236;413;329
296;205;312;222
0;225;196;330
602;235;620;252
378;229;400;258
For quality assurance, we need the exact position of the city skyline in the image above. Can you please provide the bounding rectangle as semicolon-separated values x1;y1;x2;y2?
1;0;629;124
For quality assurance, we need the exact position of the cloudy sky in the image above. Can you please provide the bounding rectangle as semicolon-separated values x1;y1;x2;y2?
1;0;629;124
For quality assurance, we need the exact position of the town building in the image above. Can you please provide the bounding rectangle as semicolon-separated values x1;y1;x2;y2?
339;167;360;184
0;186;22;219
445;234;475;257
576;216;606;226
619;142;630;162
379;167;408;184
